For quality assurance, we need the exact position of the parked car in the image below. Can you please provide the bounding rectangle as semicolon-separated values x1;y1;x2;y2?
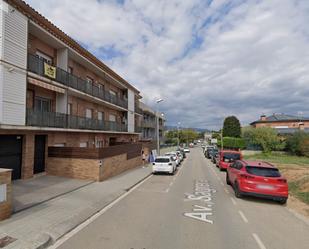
178;148;186;159
183;147;190;153
189;143;194;148
165;152;180;166
204;147;216;158
226;160;288;204
211;150;219;164
216;150;242;171
152;156;176;175
206;147;218;160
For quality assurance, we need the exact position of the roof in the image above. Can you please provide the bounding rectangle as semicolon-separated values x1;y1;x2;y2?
241;160;276;168
251;114;309;125
5;0;140;94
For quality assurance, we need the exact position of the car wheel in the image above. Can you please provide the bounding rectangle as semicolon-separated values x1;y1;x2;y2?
234;182;242;198
278;198;287;205
226;173;231;185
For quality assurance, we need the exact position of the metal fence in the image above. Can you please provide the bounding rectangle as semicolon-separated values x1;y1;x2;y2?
26;109;127;132
28;54;128;109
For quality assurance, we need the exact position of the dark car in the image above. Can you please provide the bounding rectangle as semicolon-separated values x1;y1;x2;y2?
204;147;216;159
211;150;219;164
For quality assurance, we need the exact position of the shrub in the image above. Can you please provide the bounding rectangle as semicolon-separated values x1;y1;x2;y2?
299;138;309;157
286;131;309;156
218;137;246;149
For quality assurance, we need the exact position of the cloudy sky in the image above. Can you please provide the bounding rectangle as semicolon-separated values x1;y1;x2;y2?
25;0;309;130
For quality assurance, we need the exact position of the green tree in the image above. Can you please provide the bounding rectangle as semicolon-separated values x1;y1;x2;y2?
244;127;280;154
286;131;309;156
222;116;241;138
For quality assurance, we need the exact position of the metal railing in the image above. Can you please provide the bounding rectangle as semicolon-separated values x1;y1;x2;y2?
142;120;156;128
26;109;127;132
134;126;143;133
135;106;143;115
27;54;128;109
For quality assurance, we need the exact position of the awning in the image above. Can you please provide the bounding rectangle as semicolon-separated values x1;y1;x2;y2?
28;77;65;94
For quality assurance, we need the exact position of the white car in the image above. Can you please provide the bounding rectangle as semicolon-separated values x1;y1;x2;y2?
152;156;176;174
176;151;183;161
183;148;190;153
165;152;180;166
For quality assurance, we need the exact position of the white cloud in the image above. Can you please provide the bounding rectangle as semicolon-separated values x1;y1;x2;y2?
25;0;309;129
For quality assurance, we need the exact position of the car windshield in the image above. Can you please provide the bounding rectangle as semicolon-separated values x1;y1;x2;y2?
155;158;170;163
246;166;281;177
223;153;240;160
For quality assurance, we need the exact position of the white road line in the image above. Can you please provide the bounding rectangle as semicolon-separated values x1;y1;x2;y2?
230;197;237;205
252;233;267;249
49;174;153;249
238;210;249;223
224;188;229;194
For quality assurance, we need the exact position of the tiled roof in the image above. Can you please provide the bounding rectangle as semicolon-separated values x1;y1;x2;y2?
251;114;309;125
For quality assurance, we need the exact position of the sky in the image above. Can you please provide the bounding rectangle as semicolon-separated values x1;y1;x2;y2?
25;0;309;130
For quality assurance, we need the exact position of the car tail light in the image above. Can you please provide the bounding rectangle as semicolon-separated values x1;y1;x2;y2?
168;163;172;165
277;179;287;183
239;174;254;179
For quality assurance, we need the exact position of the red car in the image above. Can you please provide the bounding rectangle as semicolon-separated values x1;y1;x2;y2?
216;150;242;171
226;160;288;204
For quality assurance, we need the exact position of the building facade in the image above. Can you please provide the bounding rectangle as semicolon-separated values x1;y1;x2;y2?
139;102;165;142
250;114;309;134
0;0;143;180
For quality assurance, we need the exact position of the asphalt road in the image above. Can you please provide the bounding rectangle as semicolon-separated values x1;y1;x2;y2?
53;148;309;249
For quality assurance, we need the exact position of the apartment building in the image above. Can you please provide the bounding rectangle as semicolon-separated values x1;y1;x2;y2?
0;0;143;180
139;102;165;141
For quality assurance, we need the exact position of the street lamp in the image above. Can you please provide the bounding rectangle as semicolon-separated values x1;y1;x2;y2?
177;122;181;148
156;98;163;155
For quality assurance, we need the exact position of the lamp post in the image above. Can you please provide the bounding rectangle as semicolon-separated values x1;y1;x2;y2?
177;122;181;148
156;98;163;155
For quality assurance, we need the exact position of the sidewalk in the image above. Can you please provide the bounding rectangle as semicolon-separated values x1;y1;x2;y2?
0;165;153;249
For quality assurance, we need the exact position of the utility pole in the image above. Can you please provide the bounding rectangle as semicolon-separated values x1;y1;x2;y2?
156;99;163;155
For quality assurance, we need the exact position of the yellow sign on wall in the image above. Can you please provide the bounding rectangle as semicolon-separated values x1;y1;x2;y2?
44;63;56;79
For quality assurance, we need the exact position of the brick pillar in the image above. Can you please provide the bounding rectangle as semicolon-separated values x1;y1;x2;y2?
21;133;35;179
0;169;12;221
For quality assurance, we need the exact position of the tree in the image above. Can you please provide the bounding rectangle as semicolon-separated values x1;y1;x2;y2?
286;131;309;156
222;116;241;138
244;127;280;154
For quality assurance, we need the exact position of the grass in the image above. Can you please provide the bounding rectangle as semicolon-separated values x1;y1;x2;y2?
288;179;309;205
244;152;309;166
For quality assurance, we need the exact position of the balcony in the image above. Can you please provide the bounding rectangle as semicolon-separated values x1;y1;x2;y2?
135;106;143;115
26;109;127;132
27;54;128;109
134;126;143;133
142;120;156;128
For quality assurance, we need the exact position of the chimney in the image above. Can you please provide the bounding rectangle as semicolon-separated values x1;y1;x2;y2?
260;114;267;121
299;122;304;130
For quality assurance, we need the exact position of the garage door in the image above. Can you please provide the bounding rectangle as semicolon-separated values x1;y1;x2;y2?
0;135;23;180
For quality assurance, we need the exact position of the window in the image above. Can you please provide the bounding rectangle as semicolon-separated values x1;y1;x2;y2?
86;109;92;119
246;167;281;177
68;67;73;74
35;97;51;112
36;51;53;65
109;90;117;97
98;111;104;121
79;142;88;148
155;158;170;163
109;114;116;122
96;140;104;148
67;103;72;115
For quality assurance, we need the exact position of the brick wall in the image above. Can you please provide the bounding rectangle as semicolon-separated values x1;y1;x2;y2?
0;169;12;221
28;34;57;64
21;133;35;179
46;158;100;181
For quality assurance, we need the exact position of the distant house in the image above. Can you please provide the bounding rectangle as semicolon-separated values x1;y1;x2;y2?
250;114;309;134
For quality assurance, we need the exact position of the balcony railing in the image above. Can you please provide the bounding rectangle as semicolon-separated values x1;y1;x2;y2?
142;120;156;128
135;106;143;115
26;109;127;132
27;54;128;109
135;126;143;133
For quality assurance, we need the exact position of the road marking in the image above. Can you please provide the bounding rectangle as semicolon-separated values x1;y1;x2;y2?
252;233;267;249
239;210;249;223
49;174;153;249
230;197;237;205
224;188;229;194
